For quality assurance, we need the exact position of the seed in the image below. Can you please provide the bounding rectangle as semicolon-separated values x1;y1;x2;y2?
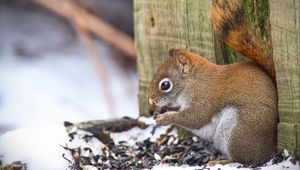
154;153;161;161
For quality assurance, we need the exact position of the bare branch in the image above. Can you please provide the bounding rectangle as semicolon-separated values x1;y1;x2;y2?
34;0;136;61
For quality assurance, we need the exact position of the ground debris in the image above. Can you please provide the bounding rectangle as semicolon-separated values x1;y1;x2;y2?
0;161;26;170
62;121;220;170
65;117;147;145
61;117;300;170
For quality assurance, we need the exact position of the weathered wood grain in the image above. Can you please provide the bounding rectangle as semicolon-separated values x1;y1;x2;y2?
270;0;300;158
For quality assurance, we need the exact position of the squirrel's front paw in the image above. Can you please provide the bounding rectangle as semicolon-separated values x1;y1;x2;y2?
155;114;169;125
155;112;177;126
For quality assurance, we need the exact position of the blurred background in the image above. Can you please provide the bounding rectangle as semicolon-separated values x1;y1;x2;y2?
0;0;138;135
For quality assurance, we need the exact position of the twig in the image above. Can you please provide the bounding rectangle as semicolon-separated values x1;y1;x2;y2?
34;0;118;114
73;23;116;114
62;153;81;170
34;0;136;61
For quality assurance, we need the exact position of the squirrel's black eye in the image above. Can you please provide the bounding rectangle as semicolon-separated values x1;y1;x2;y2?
159;78;173;92
161;81;170;90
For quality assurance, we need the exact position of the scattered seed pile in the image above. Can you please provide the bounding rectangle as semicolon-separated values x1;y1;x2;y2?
99;135;220;169
65;127;220;170
62;118;299;170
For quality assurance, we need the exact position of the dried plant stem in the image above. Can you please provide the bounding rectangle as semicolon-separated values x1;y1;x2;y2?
34;0;136;61
74;23;116;115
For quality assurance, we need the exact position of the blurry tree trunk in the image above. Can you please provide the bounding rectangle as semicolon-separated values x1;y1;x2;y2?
270;0;300;158
134;0;217;116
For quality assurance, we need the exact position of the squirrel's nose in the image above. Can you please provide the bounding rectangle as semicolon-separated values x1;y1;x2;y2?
149;98;155;105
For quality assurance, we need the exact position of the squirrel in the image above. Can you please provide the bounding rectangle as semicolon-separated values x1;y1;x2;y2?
148;0;278;165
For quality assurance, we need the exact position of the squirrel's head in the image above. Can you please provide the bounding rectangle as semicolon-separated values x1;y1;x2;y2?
148;48;194;116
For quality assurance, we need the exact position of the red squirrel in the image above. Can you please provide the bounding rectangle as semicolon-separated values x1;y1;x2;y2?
148;0;278;165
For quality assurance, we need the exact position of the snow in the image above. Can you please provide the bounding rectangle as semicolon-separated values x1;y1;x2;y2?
110;123;173;146
66;128;105;157
152;165;200;170
1;121;299;170
0;124;71;170
0;50;138;129
153;155;300;170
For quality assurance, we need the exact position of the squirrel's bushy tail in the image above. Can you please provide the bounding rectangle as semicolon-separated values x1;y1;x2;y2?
212;0;275;80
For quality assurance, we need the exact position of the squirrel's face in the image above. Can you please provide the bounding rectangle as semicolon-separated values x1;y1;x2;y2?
148;48;191;118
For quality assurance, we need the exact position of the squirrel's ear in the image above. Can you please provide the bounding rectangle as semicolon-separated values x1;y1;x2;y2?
175;53;190;76
169;48;190;76
169;48;181;57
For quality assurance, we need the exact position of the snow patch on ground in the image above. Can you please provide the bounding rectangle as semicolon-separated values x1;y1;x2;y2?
0;124;71;170
152;164;200;170
0;39;139;128
66;128;105;157
111;124;173;146
0;51;138;130
1;121;299;170
152;157;300;170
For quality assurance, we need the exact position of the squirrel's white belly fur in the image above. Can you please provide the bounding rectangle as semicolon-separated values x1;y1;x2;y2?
188;106;238;159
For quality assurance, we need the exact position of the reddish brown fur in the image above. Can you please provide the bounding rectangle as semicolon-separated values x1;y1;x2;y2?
149;49;277;164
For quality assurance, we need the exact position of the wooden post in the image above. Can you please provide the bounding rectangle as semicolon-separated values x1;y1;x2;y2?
134;0;217;116
134;0;300;158
269;0;300;158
